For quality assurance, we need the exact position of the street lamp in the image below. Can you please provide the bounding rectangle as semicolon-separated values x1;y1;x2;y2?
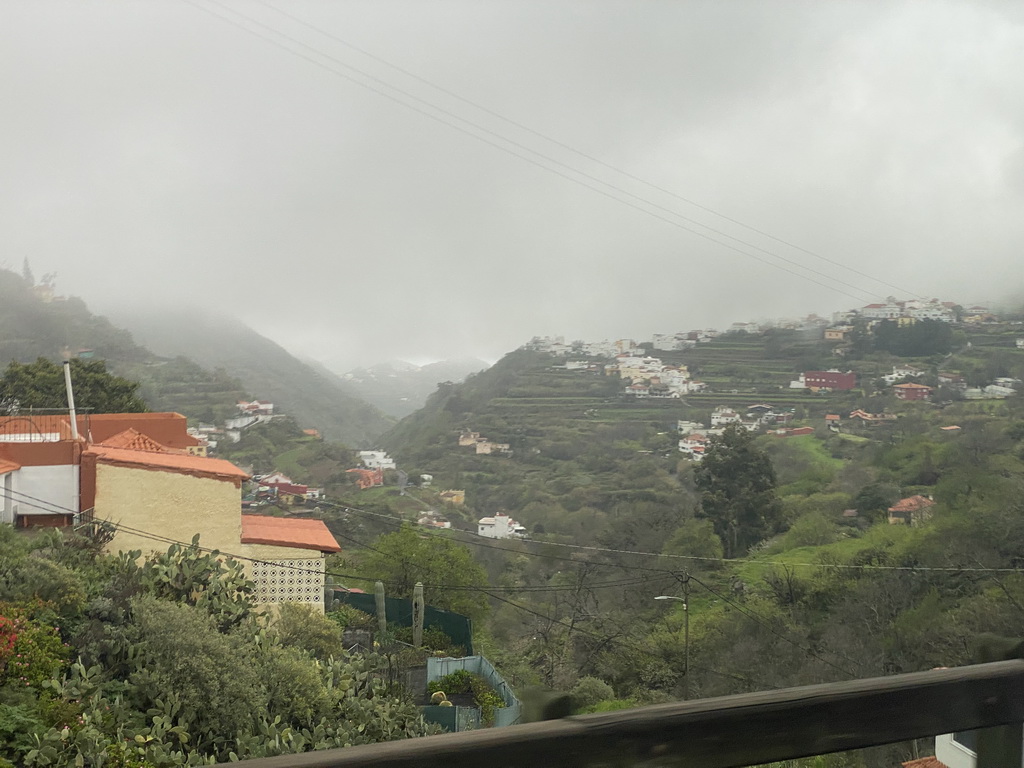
654;592;689;700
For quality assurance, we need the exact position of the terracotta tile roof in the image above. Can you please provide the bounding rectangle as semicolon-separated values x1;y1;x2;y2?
240;515;341;553
0;458;20;475
889;495;935;513
893;382;933;390
85;445;249;483
96;428;176;453
902;757;948;768
84;413;200;450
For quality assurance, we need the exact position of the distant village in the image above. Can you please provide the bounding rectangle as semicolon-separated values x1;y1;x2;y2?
525;296;1021;462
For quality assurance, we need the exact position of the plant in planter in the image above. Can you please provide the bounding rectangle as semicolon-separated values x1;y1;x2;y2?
428;670;505;726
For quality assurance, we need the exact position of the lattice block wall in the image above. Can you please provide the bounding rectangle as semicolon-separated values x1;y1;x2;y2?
251;558;325;606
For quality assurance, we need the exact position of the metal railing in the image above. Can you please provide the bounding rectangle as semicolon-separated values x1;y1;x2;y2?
238;659;1024;768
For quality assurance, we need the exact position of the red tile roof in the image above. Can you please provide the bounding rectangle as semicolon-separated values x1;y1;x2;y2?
0;459;20;475
889;495;935;513
96;428;176;453
85;445;249;483
241;515;341;553
894;382;933;390
85;413;200;450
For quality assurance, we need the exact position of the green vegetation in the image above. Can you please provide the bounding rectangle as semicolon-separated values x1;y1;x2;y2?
344;525;491;622
0;358;147;413
427;669;505;725
0;527;434;766
696;426;783;558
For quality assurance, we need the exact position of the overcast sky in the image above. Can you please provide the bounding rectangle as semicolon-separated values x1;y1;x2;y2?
3;1;1023;370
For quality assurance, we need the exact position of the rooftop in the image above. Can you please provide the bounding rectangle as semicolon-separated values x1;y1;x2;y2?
86;445;249;483
889;495;935;513
240;515;341;553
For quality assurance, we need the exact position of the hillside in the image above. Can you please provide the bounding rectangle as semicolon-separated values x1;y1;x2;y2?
0;269;249;423
369;325;1024;734
110;309;395;446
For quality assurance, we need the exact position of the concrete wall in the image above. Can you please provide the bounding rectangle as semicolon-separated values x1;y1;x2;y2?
95;463;241;557
17;464;79;518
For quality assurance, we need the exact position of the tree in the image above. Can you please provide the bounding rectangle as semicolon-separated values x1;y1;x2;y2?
0;357;147;413
356;525;490;621
695;425;783;558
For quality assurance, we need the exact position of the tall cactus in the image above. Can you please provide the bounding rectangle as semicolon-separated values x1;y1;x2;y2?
413;581;425;648
374;580;387;637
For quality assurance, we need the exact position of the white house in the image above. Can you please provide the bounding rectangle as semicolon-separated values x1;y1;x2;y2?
581;340;619;358
359;450;396;470
477;513;526;539
860;303;903;320
711;407;742;427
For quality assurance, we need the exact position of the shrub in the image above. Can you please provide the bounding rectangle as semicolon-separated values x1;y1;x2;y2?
125;597;267;755
570;676;615;710
273;603;344;660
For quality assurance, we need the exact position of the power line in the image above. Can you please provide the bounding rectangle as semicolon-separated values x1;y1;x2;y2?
278;488;1024;575
257;0;924;301
181;0;888;305
688;573;859;678
4;487;663;594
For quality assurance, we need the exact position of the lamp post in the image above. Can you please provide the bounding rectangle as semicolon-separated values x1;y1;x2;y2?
655;587;690;700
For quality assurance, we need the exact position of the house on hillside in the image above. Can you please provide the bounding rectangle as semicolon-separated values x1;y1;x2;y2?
346;467;384;490
849;410;896;423
458;430;481;447
893;383;933;401
860;303;902;320
824;326;853;341
358;450;396;470
710;406;741;427
799;370;857;391
887;495;935;526
237;400;274;416
439;489;465;505
477;514;526;539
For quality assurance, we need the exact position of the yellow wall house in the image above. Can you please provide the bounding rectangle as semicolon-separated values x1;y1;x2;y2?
83;442;250;556
82;430;341;613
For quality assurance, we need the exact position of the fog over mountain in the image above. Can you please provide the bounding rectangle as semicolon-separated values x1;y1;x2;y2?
3;1;1024;370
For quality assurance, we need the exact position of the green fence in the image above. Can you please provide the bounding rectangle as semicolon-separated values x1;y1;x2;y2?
332;591;474;656
420;704;480;732
427;655;522;727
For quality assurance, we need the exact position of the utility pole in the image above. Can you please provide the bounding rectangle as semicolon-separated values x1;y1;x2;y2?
654;572;691;700
682;576;690;700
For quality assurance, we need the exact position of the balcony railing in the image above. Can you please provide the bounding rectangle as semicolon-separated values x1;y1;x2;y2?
238;659;1024;768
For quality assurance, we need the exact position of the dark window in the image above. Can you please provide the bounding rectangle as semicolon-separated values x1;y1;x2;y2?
953;731;977;753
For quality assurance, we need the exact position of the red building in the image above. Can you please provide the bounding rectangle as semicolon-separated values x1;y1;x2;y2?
893;382;933;401
803;370;856;390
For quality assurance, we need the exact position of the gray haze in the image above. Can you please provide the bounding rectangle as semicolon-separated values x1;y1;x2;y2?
3;1;1023;370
